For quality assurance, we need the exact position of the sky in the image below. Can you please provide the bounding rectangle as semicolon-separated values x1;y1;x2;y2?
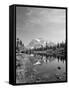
16;6;66;46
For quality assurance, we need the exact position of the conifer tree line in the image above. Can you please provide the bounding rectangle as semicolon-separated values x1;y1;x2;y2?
16;38;66;54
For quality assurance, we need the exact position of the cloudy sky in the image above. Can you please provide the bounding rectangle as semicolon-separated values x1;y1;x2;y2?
16;6;66;46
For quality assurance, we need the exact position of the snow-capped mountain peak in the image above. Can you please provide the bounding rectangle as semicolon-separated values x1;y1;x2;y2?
26;38;46;49
35;38;41;42
26;38;55;49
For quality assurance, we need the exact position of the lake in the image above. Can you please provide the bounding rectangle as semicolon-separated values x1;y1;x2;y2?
16;53;66;83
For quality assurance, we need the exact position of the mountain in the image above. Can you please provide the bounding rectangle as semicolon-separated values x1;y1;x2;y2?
26;39;42;49
26;38;46;49
26;38;55;49
47;42;55;47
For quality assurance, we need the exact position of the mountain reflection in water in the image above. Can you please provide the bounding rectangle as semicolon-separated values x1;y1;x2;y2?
16;53;66;83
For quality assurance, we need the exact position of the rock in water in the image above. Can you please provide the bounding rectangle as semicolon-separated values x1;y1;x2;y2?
57;66;61;70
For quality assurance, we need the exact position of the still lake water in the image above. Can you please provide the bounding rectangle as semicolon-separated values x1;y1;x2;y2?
16;53;66;83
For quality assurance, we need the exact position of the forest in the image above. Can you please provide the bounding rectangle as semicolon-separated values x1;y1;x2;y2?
16;38;67;57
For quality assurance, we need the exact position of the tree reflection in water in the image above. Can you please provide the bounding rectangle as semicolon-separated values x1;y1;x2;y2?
16;53;66;83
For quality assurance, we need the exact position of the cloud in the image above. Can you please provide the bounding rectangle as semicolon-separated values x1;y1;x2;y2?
16;7;66;45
